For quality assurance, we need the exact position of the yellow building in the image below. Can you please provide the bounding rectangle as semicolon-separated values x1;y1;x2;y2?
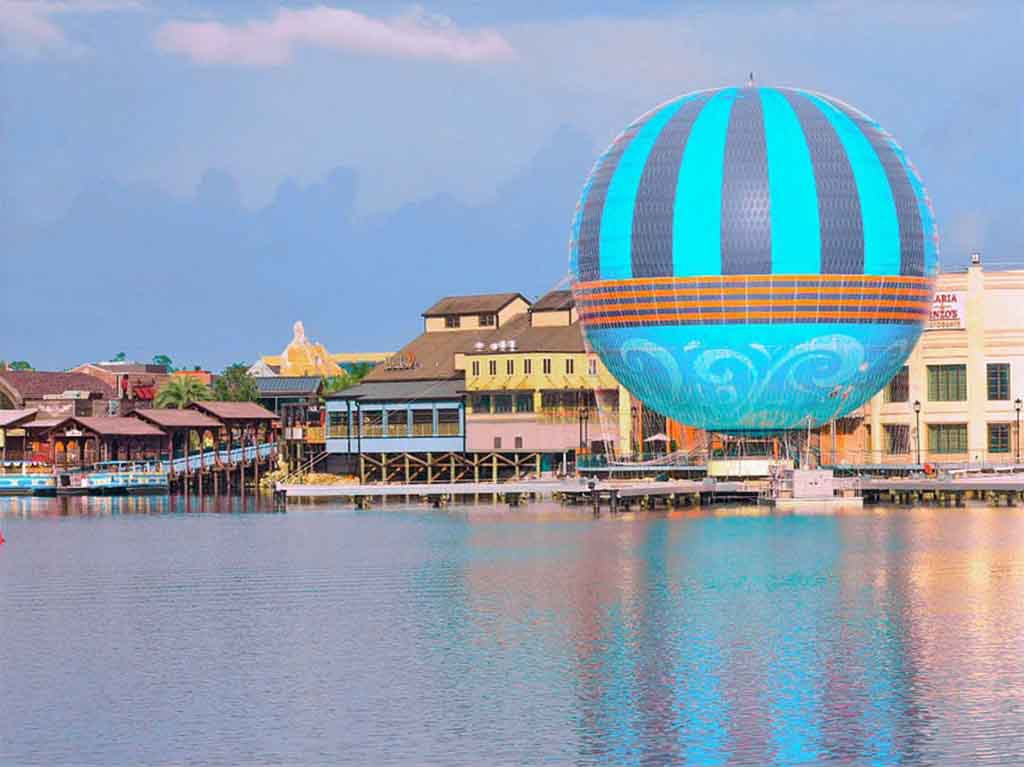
460;291;636;457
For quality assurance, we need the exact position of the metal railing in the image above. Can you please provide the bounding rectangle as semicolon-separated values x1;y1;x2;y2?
169;443;276;474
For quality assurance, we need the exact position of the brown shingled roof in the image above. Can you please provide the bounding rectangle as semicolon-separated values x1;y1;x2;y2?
362;327;496;382
421;292;528;317
132;409;223;430
0;371;115;400
72;417;166;437
363;312;587;384
531;290;575;312
192;401;278;421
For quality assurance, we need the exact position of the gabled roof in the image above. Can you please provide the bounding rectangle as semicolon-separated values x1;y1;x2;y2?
0;371;115;400
75;417;166;437
254;376;322;396
132;409;223;430
421;292;528;317
0;409;37;428
531;290;575;312
326;379;464;402
191;401;278;421
29;416;166;437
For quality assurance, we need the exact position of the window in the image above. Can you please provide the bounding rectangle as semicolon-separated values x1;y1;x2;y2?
927;365;967;402
506;359;514;375
514;436;523;449
524;358;532;374
328;411;348;438
362;411;383;437
488;360;497;376
471;394;491;414
479;313;496;327
989;423;1010;454
471;360;480;376
437;409;460;436
515;393;533;413
883;424;910;454
445;315;461;329
386;409;407;437
542;358;552;375
494;394;514;413
412;410;433;436
884;367;909;403
565;359;575;375
493;436;502;449
588;358;597;377
928;423;967;454
987;363;1010;401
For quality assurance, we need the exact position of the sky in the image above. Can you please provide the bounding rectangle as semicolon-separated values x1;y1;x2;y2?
2;0;1021;371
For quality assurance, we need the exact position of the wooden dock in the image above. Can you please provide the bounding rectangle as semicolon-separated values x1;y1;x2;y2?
275;472;1024;510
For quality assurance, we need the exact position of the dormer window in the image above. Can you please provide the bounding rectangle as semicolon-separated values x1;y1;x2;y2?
445;315;461;329
479;313;496;327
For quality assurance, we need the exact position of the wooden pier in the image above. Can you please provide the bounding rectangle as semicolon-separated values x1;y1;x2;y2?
275;472;1024;511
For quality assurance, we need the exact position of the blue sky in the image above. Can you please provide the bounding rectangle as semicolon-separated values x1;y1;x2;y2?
2;1;1021;370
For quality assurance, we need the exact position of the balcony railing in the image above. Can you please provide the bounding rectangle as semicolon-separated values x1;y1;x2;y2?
305;426;325;443
437;422;460;436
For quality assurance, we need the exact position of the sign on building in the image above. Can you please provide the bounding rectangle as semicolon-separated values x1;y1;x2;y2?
926;291;966;331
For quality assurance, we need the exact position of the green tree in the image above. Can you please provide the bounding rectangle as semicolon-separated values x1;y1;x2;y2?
9;360;33;370
152;354;175;371
213;363;259;402
154;377;212;408
113;352;127;362
320;362;374;403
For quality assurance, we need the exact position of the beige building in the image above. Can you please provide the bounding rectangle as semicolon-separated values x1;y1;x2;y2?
857;258;1024;465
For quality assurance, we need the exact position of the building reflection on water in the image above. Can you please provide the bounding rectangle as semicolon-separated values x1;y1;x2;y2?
0;493;277;518
440;505;1024;766
3;498;1022;765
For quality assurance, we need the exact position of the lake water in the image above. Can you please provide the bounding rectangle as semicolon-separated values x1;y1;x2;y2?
2;496;1024;766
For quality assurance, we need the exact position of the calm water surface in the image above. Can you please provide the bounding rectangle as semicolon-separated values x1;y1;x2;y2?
2;496;1024;766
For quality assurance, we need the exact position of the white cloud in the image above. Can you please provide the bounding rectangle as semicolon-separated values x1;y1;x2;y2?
0;0;141;56
154;5;515;67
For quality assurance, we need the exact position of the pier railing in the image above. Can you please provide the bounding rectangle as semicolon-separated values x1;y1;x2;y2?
169;443;276;474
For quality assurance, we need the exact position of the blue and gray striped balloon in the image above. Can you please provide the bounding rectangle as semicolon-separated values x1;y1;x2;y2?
569;86;939;432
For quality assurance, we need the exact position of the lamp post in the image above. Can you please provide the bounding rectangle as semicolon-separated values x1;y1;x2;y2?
1015;397;1022;463
913;400;922;465
630;405;638;458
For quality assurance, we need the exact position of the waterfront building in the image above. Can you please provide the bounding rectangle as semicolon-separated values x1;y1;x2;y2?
69;361;171;409
463;290;632;461
324;291;654;481
859;259;1024;465
0;409;38;463
816;259;1024;466
23;415;167;466
254;376;323;415
0;370;116;418
250;320;389;377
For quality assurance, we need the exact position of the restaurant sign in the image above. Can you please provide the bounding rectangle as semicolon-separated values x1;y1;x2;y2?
926;291;965;331
383;352;418;371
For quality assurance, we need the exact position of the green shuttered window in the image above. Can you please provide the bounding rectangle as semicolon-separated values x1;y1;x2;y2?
928;423;967;454
927;365;966;402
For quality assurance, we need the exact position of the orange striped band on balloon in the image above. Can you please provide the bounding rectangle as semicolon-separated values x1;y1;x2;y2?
573;274;934;326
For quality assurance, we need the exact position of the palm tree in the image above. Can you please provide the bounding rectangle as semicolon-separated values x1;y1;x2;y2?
155;377;213;409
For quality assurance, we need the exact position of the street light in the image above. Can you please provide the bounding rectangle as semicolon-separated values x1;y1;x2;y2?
913;400;922;465
1015;397;1022;463
630;405;638;457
